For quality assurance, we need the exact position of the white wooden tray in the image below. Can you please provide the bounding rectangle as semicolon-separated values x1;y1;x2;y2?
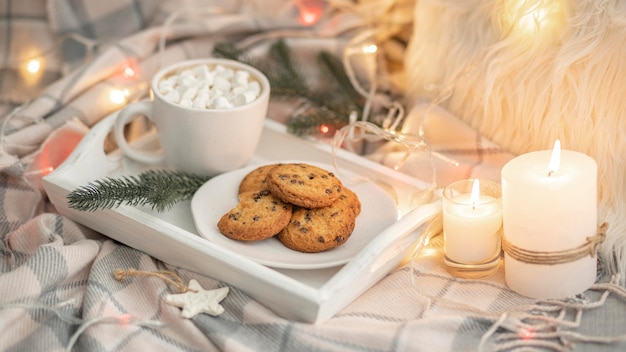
43;112;441;324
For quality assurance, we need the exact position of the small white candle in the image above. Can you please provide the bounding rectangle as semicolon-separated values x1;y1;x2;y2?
501;140;597;299
443;179;503;264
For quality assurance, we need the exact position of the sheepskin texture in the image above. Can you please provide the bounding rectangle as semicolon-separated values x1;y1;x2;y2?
404;0;626;282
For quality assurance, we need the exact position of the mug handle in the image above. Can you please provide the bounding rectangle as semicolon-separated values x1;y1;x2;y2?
113;100;164;165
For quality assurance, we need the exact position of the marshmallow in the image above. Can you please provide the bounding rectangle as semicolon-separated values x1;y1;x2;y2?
214;65;234;79
192;64;211;78
181;87;199;101
247;81;261;96
241;90;258;104
212;96;232;109
157;80;175;94
233;70;250;87
177;70;197;86
232;91;258;107
158;63;260;109
230;86;246;96
164;90;181;103
177;69;193;79
194;78;213;90
196;87;210;99
165;75;178;85
213;76;231;93
192;96;208;109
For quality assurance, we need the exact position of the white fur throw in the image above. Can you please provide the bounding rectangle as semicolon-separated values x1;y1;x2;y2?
404;0;626;281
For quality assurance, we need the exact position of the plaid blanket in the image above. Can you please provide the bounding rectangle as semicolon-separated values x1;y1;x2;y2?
1;1;625;351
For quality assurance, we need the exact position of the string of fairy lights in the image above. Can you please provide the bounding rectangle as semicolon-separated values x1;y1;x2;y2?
3;0;562;105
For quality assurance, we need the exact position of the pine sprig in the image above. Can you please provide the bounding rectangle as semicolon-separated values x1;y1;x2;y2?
316;51;365;113
212;39;368;136
67;170;210;212
266;40;312;98
211;42;244;61
286;108;346;136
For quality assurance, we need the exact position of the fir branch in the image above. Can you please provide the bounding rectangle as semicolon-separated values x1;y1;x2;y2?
212;39;370;136
266;40;311;98
67;170;210;213
269;39;297;75
212;42;264;70
212;42;243;61
213;41;307;98
316;51;365;113
286;108;346;136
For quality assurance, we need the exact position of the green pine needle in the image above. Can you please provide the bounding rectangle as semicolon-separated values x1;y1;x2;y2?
316;51;365;113
286;108;345;137
212;39;370;136
67;170;210;212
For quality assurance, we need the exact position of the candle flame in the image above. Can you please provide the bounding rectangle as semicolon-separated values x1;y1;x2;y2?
547;139;561;176
470;179;480;206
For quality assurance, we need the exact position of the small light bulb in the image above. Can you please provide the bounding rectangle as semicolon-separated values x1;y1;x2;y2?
118;314;132;325
110;89;129;105
299;11;319;25
26;59;41;74
520;328;533;339
420;247;438;257
123;66;136;78
503;0;565;36
319;124;330;134
296;0;324;26
361;44;378;55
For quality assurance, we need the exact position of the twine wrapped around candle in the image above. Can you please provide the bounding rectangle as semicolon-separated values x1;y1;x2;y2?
502;223;607;265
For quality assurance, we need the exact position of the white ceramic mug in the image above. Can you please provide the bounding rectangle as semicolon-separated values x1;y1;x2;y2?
114;58;270;176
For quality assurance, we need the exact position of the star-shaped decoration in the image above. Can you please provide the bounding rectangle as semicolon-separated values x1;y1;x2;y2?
165;279;229;318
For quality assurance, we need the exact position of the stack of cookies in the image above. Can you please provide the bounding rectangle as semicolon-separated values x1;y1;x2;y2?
217;163;361;253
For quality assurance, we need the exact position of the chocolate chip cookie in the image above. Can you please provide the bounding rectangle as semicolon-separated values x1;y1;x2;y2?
238;163;281;194
217;190;292;241
276;199;357;253
266;163;343;208
337;187;361;217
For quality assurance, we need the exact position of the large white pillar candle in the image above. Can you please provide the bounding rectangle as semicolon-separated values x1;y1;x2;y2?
501;141;597;299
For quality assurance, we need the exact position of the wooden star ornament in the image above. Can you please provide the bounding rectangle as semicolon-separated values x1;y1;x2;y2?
165;279;229;318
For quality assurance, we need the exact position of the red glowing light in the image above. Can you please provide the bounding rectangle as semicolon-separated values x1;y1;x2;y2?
117;59;140;82
41;166;55;176
118;314;132;325
299;11;320;25
520;328;533;340
296;0;324;26
123;66;136;78
30;127;84;175
319;124;330;134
